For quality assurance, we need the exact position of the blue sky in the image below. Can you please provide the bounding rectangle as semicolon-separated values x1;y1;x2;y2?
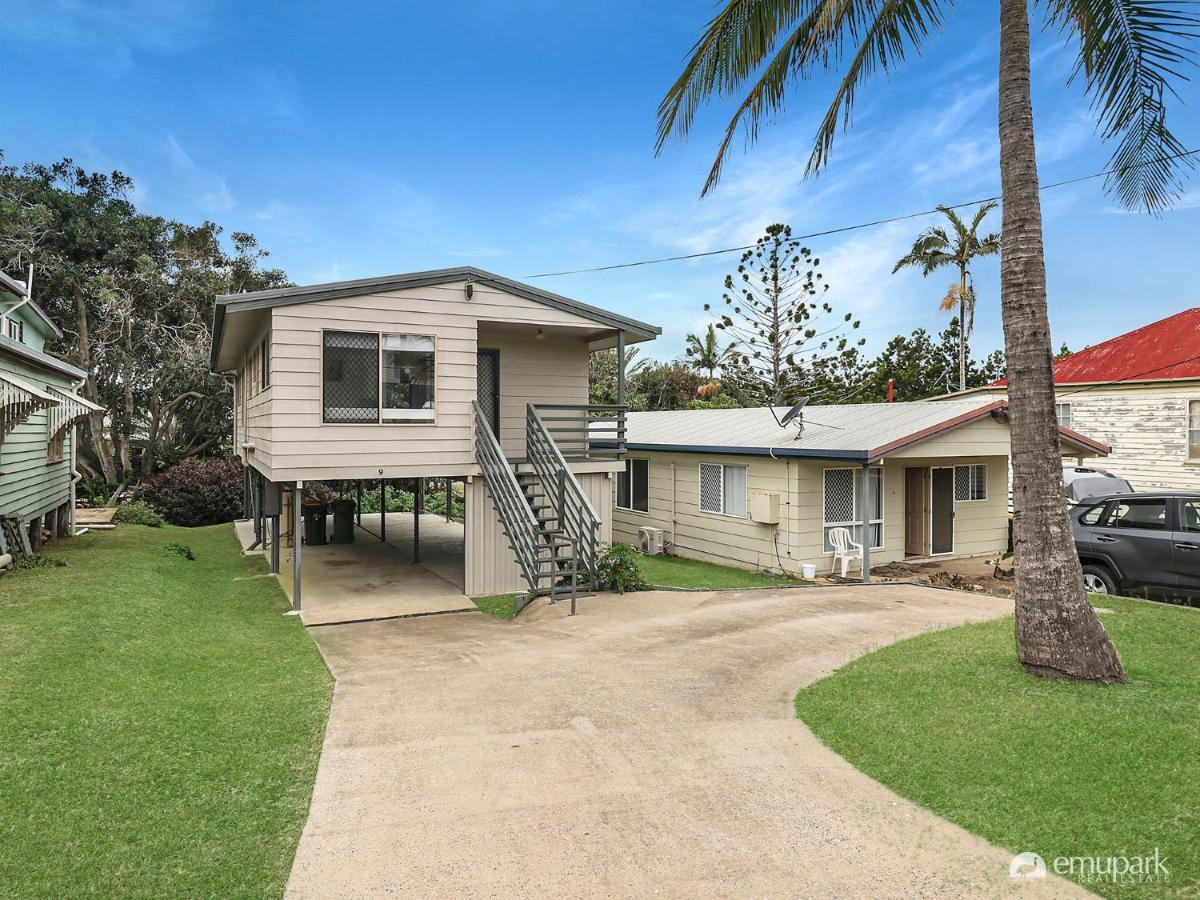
6;1;1198;364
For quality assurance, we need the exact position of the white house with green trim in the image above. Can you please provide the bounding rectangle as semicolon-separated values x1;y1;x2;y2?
0;272;102;558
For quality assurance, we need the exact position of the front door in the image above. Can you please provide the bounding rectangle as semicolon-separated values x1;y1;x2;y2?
476;349;500;437
931;467;954;555
904;467;930;556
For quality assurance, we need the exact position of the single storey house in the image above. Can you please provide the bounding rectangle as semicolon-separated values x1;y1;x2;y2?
210;266;659;615
936;308;1200;491
611;399;1106;579
0;272;102;557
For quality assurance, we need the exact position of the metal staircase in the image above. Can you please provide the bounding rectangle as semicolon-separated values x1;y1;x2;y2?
473;401;581;614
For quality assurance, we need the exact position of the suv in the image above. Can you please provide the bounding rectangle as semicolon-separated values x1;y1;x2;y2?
1071;492;1200;600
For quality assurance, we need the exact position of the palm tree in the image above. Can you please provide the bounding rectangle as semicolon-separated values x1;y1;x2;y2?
684;323;737;379
893;202;1000;392
657;1;1198;684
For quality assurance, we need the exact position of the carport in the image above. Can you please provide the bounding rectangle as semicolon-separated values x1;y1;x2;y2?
238;476;476;626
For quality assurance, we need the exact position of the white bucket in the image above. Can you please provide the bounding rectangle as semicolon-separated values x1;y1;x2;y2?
801;563;817;580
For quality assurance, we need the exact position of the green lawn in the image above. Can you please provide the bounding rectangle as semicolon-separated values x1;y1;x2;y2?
794;597;1199;898
472;593;518;619
0;524;332;898
639;553;799;590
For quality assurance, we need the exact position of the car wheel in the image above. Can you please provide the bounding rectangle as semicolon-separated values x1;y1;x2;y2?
1081;565;1116;595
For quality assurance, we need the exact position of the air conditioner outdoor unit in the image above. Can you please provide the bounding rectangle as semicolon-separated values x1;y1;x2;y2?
638;526;665;555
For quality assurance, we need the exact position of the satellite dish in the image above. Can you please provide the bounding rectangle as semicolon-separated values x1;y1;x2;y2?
780;397;809;427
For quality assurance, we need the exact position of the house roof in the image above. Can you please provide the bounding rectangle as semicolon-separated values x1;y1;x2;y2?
621;399;1109;462
993;307;1200;387
0;334;87;380
210;266;661;372
0;271;64;340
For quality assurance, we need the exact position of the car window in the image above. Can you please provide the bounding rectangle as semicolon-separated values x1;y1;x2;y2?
1108;499;1167;531
1180;500;1200;533
1078;503;1108;526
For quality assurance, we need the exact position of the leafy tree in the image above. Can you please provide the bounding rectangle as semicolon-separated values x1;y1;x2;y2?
588;345;644;406
711;223;862;406
893;203;1000;392
0;155;287;480
652;0;1199;683
629;361;707;411
683;323;737;378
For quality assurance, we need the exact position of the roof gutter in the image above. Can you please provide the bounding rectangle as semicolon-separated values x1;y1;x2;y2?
624;442;870;461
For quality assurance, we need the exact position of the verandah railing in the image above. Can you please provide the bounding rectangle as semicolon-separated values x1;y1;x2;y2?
529;403;626;459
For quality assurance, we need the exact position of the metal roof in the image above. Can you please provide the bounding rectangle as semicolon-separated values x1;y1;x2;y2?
992;307;1200;386
0;334;87;380
622;399;1109;461
0;272;63;340
210;266;661;372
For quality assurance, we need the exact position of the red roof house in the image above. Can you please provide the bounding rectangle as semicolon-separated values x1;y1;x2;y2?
993;308;1200;386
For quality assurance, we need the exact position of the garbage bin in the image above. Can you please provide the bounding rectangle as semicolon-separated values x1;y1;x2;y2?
330;498;356;544
303;503;328;546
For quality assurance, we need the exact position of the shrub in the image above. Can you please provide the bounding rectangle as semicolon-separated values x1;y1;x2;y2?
136;457;244;527
166;542;195;561
77;477;118;507
595;543;649;594
114;502;165;528
9;554;67;571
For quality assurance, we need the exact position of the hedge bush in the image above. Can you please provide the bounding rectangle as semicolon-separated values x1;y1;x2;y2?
114;502;164;528
136;458;243;527
595;543;649;594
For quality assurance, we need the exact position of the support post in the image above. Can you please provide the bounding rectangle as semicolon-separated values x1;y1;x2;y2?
270;515;280;575
380;480;387;542
413;478;423;564
860;462;872;584
292;481;303;611
29;515;43;552
616;329;626;408
445;478;452;523
356;481;363;527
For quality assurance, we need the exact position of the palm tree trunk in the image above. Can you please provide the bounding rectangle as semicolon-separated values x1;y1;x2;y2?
998;0;1124;682
958;267;967;392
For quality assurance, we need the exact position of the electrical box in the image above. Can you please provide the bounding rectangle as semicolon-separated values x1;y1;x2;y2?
749;490;780;525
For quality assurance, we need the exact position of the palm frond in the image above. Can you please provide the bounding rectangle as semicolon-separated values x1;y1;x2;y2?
806;0;946;176
656;0;811;156
1045;0;1199;213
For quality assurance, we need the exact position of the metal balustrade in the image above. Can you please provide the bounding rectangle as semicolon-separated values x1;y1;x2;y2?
529;403;626;459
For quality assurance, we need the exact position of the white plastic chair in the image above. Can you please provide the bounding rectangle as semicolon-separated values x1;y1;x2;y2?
828;527;863;577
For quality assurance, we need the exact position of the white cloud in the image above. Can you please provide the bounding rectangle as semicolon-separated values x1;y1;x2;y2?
162;135;235;213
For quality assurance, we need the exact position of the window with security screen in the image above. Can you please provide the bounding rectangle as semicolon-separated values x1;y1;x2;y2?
323;331;380;423
823;467;883;551
698;463;747;517
954;464;987;501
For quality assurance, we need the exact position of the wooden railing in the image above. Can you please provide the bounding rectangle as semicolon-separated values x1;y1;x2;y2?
529;403;626;459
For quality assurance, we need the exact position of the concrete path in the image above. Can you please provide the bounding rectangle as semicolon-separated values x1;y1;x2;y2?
288;584;1087;898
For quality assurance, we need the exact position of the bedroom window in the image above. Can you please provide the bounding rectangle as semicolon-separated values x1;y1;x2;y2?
699;462;747;517
382;334;436;422
617;458;649;512
1055;401;1072;430
323;331;380;423
822;467;883;551
954;464;988;502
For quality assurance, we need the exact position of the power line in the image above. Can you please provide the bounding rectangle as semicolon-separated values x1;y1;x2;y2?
523;147;1200;279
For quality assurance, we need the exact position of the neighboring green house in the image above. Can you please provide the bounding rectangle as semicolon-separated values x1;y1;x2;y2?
0;271;101;557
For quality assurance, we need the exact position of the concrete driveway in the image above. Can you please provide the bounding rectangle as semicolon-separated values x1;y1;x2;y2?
288;584;1086;898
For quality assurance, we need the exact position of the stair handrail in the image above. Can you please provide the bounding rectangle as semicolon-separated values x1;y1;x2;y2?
473;401;541;590
526;404;601;582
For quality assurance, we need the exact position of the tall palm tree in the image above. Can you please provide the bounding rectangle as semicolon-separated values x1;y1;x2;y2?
657;0;1198;684
684;323;737;379
893;202;1000;392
